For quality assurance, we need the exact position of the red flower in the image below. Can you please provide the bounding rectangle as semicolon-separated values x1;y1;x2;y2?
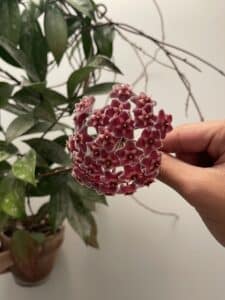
99;171;120;195
70;127;93;153
155;110;173;138
133;103;155;128
75;96;95;114
136;128;162;153
131;92;156;108
110;84;134;101
74;96;95;128
95;128;120;151
99;150;119;169
68;84;173;195
117;141;143;165
88;108;109;130
120;164;142;181
109;111;134;139
119;183;136;195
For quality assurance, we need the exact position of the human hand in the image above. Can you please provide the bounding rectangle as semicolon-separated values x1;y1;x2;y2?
158;121;225;247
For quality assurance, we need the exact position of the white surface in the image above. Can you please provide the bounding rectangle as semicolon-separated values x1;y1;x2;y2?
1;0;225;299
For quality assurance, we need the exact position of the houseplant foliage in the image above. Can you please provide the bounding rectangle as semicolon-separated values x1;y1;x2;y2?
0;0;224;285
0;0;122;282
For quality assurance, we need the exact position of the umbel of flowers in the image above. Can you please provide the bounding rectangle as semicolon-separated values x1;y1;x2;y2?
68;84;172;196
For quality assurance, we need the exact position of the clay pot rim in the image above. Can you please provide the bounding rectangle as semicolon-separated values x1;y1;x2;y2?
1;226;64;242
0;226;65;256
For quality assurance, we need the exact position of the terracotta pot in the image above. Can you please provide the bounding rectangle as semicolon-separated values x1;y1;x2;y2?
0;227;64;286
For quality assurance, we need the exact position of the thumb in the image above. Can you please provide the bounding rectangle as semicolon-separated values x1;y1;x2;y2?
158;153;203;204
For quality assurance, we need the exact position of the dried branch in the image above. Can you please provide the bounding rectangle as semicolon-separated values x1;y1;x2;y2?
132;0;166;88
166;52;204;121
112;22;225;77
170;53;202;72
108;22;209;120
132;195;179;222
116;30;173;70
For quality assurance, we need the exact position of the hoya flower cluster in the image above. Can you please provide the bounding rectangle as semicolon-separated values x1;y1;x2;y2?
68;84;172;195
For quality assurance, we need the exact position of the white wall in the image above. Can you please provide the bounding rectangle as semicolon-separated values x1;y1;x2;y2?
1;1;225;299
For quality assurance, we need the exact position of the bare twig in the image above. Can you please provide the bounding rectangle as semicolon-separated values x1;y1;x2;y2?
110;22;206;120
132;195;179;222
132;0;166;87
170;53;202;72
112;22;225;76
166;52;205;121
116;30;173;70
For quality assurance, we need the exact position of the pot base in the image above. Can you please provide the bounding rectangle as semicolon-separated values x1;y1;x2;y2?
0;227;65;285
13;274;50;287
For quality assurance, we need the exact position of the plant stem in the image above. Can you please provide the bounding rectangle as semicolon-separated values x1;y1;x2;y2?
132;195;179;222
27;196;34;216
39;166;72;178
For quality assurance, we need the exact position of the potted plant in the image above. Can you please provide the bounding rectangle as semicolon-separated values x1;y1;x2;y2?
0;0;224;287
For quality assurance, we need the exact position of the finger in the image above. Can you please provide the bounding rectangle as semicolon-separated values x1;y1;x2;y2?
176;152;199;165
162;121;222;155
158;153;203;205
176;152;214;167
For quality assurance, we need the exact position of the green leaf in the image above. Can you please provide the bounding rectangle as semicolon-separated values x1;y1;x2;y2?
22;81;46;93
14;85;67;107
54;135;68;148
68;56;122;97
34;99;56;122
67;199;99;248
0;151;11;162
28;0;45;19
4;103;29;115
85;82;116;95
81;18;93;59
67;176;107;207
0;0;21;44
0;37;40;82
67;66;93;97
66;0;95;18
30;232;45;244
89;55;122;74
12;150;36;186
45;4;68;64
94;24;115;58
27;121;71;135
0;141;18;162
42;89;67;107
0;47;20;68
0;82;14;108
6;114;35;142
49;189;68;231
67;16;82;37
0;211;9;231
13;87;41;106
0;176;26;219
29;173;68;197
20;11;48;81
0;161;11;176
25;138;70;165
11;230;40;272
